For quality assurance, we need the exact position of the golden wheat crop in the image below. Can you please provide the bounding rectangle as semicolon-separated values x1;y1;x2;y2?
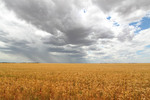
0;63;150;100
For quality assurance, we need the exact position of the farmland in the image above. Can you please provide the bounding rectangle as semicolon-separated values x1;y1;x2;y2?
0;63;150;100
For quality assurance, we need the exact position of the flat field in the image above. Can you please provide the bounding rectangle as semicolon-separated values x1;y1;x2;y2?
0;63;150;100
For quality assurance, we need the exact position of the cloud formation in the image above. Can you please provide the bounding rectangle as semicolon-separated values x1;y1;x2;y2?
0;0;150;63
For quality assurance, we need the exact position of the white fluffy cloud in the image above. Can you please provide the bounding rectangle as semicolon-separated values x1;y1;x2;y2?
0;0;150;63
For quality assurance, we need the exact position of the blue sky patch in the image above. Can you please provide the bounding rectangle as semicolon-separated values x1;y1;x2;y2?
129;21;138;27
139;17;150;30
136;45;150;55
113;22;120;26
136;50;144;55
129;16;150;34
106;16;120;26
107;16;111;20
145;45;150;49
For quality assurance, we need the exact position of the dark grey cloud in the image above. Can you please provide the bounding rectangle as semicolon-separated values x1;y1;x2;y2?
93;0;150;13
43;35;67;46
65;26;96;45
48;46;82;54
115;0;150;14
93;30;114;39
2;0;114;46
3;0;73;33
100;40;111;44
0;33;87;63
88;46;99;51
93;0;150;22
42;26;95;46
0;37;55;62
93;0;122;13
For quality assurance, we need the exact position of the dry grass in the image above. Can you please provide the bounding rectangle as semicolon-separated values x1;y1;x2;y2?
0;63;150;100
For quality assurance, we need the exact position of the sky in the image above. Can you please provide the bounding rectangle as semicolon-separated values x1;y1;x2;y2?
0;0;150;63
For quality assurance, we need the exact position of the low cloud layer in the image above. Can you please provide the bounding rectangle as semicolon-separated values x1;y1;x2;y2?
0;0;150;63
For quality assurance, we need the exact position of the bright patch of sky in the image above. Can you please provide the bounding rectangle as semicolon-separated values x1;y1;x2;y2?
106;16;120;26
129;16;150;34
139;17;150;30
113;22;120;26
136;50;144;55
145;45;150;49
107;16;111;20
136;45;150;55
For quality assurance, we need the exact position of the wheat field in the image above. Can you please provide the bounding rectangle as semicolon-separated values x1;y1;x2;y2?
0;63;150;100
